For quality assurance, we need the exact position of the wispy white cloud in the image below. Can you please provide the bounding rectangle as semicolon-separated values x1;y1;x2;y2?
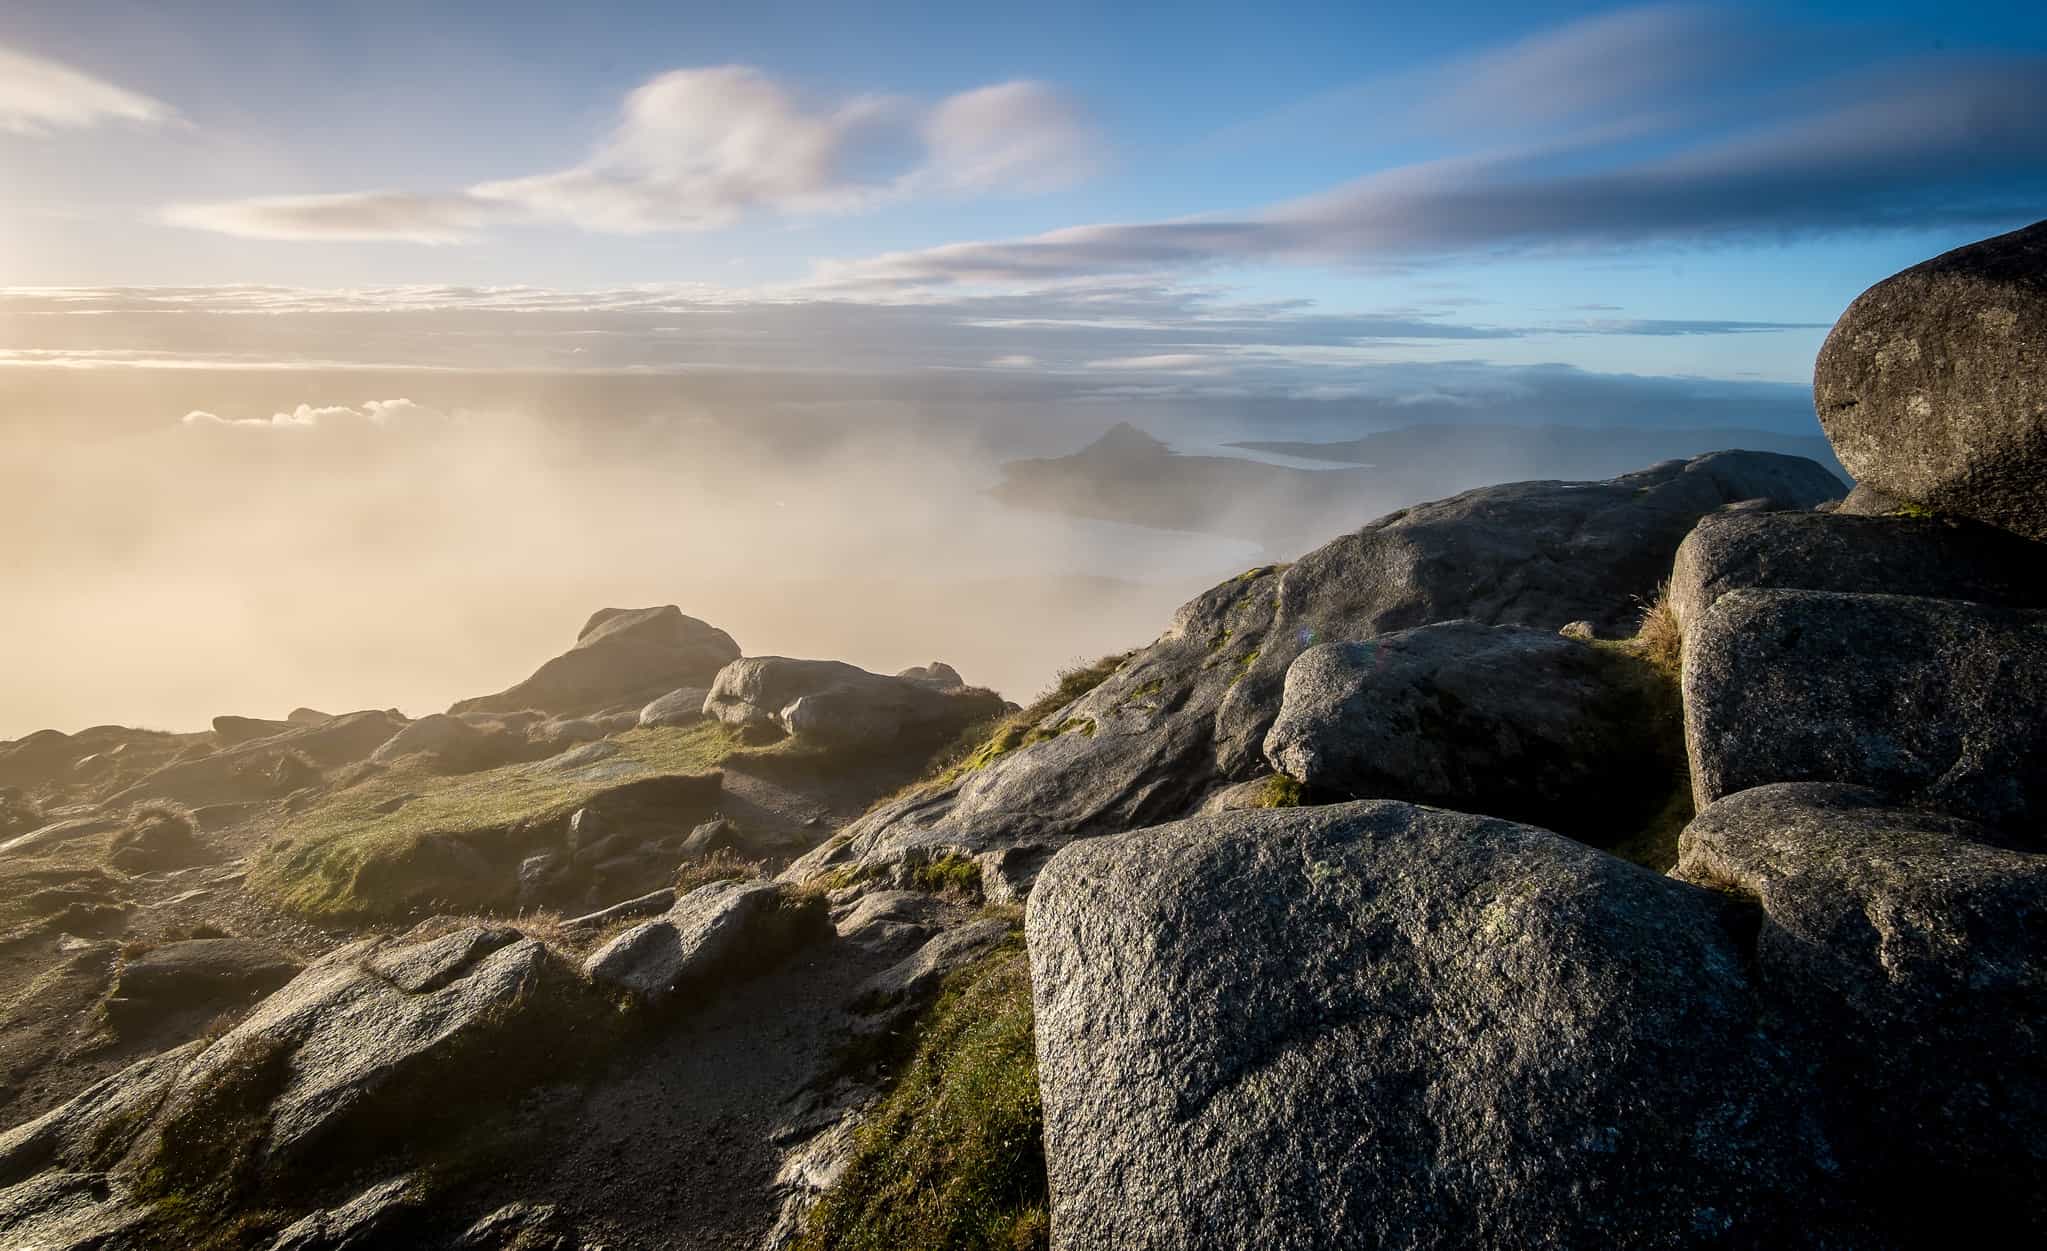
181;399;444;430
918;80;1102;194
165;66;1102;243
162;192;496;245
0;44;177;136
805;7;2047;293
1084;353;1222;372
468;66;904;233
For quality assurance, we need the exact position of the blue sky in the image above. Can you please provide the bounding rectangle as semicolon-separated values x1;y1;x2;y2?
2;0;2043;386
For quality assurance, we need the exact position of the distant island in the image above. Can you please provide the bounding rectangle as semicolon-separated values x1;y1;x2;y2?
994;420;1844;553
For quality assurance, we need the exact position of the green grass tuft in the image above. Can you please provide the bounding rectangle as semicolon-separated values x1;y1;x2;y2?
797;941;1047;1251
880;653;1134;802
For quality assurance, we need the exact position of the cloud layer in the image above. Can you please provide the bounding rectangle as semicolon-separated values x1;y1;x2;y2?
0;281;1828;390
0;44;175;136
167;67;1100;242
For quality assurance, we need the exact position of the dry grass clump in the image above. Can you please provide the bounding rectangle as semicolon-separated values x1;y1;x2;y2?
398;908;571;948
1631;581;1683;680
676;847;768;895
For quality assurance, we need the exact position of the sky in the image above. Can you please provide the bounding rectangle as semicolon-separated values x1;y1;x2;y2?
3;0;2043;389
2;1;2044;734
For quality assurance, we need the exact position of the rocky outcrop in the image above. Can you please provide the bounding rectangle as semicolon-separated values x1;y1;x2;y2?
369;712;542;773
0;925;608;1221
451;606;739;718
705;657;999;747
1263;622;1674;842
1668;509;2047;634
583;879;827;1007
212;714;298;746
1027;801;1857;1250
161;928;599;1176
802;451;1840;888
0;789;41;840
104;938;303;1030
894;662;965;691
0;727;208;797
637;686;711;728
0;1171;155;1250
107;709;404;807
1676;784;2046;1240
1815;218;2047;541
1683;589;2047;830
847;918;1008;1014
0;814;119;860
370;713;479;764
264;1174;423;1250
0;1042;200;1188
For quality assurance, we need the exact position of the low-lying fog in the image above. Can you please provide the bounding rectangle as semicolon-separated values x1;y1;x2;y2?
1;346;1839;740
1;384;1262;738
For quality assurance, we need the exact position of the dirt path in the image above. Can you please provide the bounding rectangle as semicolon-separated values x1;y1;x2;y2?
466;927;907;1250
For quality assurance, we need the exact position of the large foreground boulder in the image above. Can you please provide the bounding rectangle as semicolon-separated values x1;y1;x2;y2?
1815;218;2047;541
1262;622;1674;842
805;452;1840;887
1676;783;2047;1241
1026;801;1856;1250
1669;509;2047;635
705;657;998;747
451;606;740;718
1683;589;2047;831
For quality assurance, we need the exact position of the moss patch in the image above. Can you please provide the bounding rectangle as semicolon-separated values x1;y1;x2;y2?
251;724;769;918
806;862;883;895
1256;774;1306;808
1226;649;1261;686
797;941;1046;1251
911;854;983;897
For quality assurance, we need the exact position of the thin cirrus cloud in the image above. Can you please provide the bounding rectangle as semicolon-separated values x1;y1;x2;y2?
0;44;177;136
0;282;1830;384
164;66;1102;243
807;7;2047;293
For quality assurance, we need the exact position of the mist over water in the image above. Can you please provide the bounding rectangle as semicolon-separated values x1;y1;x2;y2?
0;384;1258;737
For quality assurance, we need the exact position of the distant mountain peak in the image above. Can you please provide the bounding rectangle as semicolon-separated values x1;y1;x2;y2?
1083;422;1169;460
